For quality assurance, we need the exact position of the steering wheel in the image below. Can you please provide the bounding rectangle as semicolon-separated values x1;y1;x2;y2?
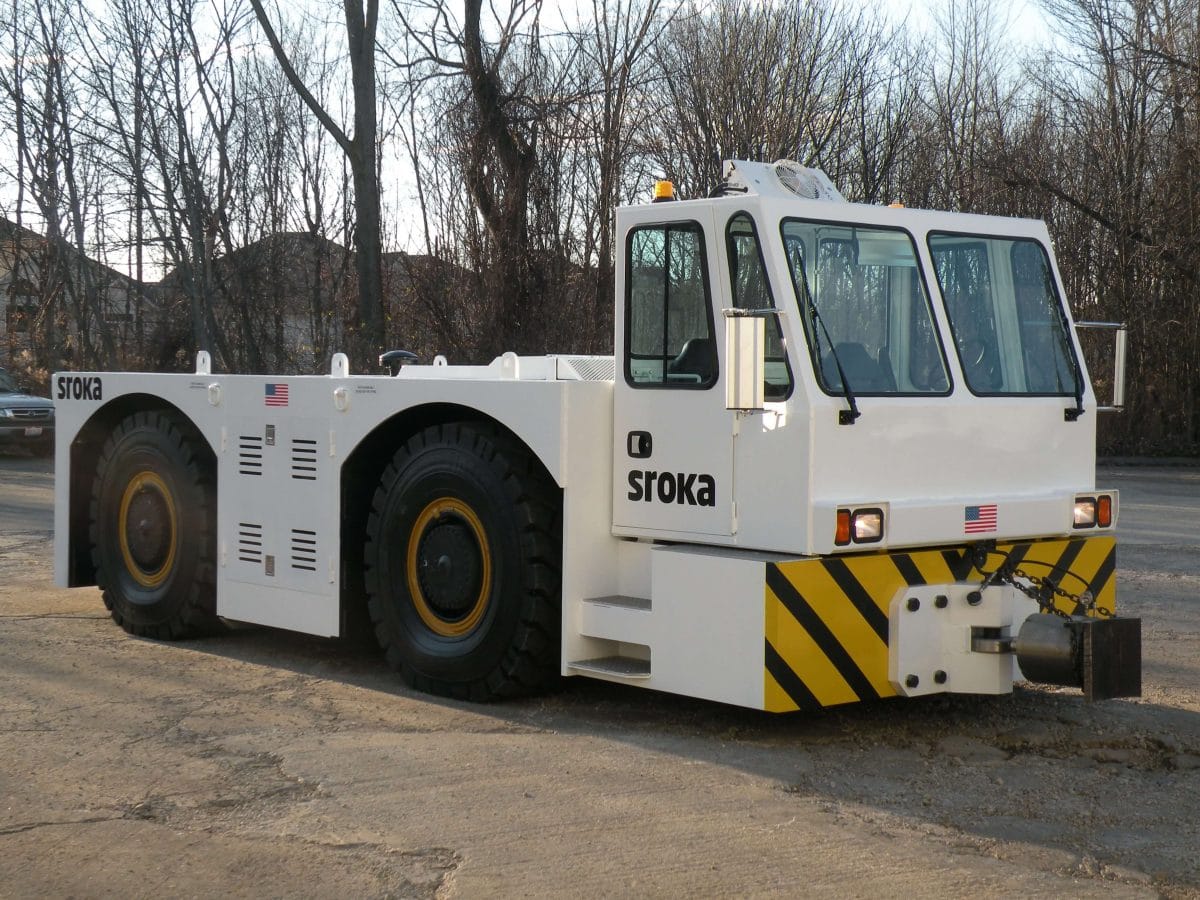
959;338;1000;388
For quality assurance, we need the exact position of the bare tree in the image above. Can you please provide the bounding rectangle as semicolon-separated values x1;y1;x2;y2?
248;0;386;363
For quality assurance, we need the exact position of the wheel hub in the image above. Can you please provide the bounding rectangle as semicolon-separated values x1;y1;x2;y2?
406;497;492;638
118;471;178;589
416;517;484;619
124;489;172;572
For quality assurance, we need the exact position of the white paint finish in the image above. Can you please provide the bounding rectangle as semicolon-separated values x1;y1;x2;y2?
889;584;1039;697
616;538;653;599
51;161;1112;709
52;432;72;586
569;542;780;707
557;380;625;672
610;189;1097;558
217;413;337;628
645;544;772;709
52;366;583;641
578;599;652;645
611;206;736;538
809;491;1109;555
219;579;340;637
52;371;229;587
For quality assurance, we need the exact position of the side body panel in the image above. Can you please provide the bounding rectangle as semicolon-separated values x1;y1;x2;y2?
53;365;619;639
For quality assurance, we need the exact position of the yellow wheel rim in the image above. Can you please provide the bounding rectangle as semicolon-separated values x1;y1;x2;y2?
405;497;492;638
118;471;179;589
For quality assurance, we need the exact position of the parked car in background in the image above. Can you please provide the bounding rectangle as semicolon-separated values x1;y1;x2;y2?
0;368;54;455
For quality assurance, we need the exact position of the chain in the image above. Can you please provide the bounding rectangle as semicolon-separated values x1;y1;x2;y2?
975;546;1112;619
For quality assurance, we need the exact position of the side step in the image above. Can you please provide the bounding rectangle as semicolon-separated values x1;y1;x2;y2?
567;655;651;679
585;594;650;610
579;594;651;644
570;596;653;682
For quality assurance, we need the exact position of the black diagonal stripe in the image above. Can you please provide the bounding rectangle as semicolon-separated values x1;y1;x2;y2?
891;553;925;587
1004;542;1031;568
1047;538;1086;590
819;558;890;644
1085;545;1116;606
765;640;821;711
766;564;881;701
996;541;1030;578
943;547;975;581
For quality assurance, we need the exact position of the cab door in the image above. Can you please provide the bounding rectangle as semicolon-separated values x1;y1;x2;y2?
612;208;735;538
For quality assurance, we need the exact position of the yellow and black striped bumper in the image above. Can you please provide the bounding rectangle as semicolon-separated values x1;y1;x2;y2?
764;535;1116;712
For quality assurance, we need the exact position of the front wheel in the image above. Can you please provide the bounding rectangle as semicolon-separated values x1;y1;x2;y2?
363;423;561;701
89;410;219;639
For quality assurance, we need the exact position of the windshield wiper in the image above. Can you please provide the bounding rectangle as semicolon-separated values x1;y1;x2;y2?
802;287;861;425
1058;322;1085;422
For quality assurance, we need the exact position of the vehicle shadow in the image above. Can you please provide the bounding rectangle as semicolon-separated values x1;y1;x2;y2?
162;618;1200;891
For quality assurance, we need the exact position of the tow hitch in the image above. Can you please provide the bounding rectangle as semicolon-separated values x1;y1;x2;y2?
1012;613;1141;700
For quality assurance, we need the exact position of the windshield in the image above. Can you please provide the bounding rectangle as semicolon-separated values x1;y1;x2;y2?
0;371;19;393
928;233;1079;396
782;220;950;395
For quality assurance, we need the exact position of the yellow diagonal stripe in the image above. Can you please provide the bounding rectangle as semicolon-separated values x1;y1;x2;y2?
764;668;799;713
773;560;894;698
766;590;859;708
907;550;960;584
762;535;1118;711
841;554;907;618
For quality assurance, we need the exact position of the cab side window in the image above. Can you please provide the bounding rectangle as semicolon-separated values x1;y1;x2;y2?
625;222;717;388
726;212;793;399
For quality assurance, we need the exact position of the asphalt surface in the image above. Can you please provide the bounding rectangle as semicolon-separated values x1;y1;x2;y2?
1;449;1198;898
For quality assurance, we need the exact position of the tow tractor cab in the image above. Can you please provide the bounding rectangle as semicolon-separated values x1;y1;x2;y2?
51;159;1139;714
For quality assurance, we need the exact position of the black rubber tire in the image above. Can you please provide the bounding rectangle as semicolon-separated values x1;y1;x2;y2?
89;410;219;639
363;423;561;701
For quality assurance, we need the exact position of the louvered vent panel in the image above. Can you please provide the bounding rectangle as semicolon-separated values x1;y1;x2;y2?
237;523;264;564
291;438;318;481
564;356;616;381
238;435;264;476
290;529;317;572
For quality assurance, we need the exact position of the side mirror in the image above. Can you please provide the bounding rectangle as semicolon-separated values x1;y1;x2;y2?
1074;321;1126;412
723;308;774;411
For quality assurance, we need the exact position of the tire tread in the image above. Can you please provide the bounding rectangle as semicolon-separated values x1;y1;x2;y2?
364;422;561;700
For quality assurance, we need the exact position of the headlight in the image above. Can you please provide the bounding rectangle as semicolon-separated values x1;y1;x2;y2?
1073;498;1096;528
0;408;13;418
853;509;883;542
836;507;885;545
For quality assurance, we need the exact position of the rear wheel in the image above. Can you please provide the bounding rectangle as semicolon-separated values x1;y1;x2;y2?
89;411;219;639
363;423;560;701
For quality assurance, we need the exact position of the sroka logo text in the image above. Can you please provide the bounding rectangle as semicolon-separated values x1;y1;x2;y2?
627;470;716;507
56;376;103;401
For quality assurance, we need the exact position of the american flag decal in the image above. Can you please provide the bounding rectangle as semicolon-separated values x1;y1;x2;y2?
964;504;998;534
264;383;289;407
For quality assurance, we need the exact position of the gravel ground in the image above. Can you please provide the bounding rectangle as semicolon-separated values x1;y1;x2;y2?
0;452;1197;898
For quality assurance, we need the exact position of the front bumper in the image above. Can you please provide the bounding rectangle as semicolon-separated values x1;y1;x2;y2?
765;535;1129;711
0;422;55;443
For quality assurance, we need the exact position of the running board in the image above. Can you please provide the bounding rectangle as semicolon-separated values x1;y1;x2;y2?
567;655;651;679
580;595;651;644
585;594;651;610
